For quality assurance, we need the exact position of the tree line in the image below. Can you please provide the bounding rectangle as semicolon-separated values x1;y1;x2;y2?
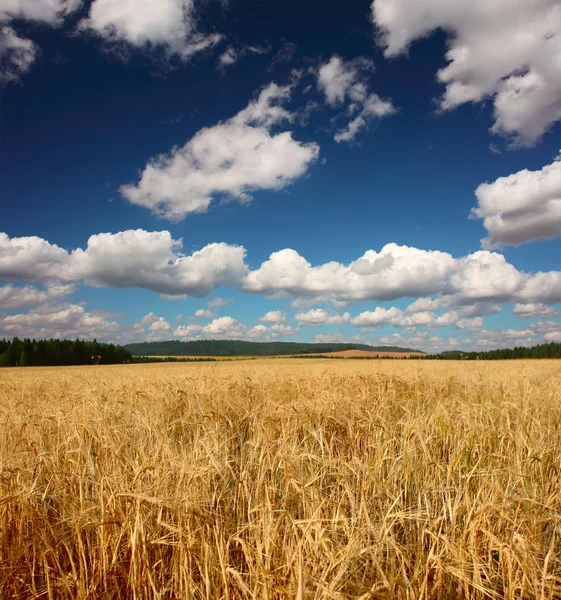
124;340;419;356
411;342;561;360
0;338;131;367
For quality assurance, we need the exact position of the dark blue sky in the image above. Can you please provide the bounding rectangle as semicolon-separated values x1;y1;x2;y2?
1;0;560;349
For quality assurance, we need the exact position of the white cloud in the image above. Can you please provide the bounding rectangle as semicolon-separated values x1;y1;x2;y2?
449;251;526;302
0;230;247;296
2;231;560;312
207;297;230;308
0;26;36;83
545;331;561;342
405;296;448;314
317;55;396;142
456;317;484;331
132;312;172;341
174;315;297;341
0;282;75;309
517;271;561;304
0;232;70;280
472;156;561;248
120;83;320;220
528;320;561;334
80;0;221;60
258;310;286;323
0;302;126;342
312;333;365;344
295;308;349;326
244;243;457;303
0;0;81;24
474;327;537;348
372;0;561;145
218;43;270;69
0;1;82;83
513;303;561;318
193;308;214;318
350;306;434;329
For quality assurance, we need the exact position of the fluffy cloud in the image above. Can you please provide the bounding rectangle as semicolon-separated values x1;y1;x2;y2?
120;83;320;220
0;302;125;341
174;316;297;341
513;303;561;318
317;55;396;142
0;26;36;83
545;331;561;342
244;243;457;302
132;312;172;341
472;156;561;248
80;0;221;60
313;333;365;344
0;0;81;23
295;308;349;326
0;232;70;280
350;306;433;328
207;297;230;308
0;282;75;309
245;243;561;309
193;309;214;319
0;230;247;296
2;231;561;312
372;0;561;146
0;1;82;83
258;310;286;323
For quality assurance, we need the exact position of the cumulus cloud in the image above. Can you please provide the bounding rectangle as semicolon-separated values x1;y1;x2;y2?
295;308;349;326
2;231;561;312
207;297;230;308
258;310;286;323
174;315;297;341
545;331;561;342
350;306;433;328
79;0;221;60
474;327;537;348
244;243;457;303
0;26;36;83
0;282;75;309
0;230;247;296
372;0;561;145
0;232;70;280
0;0;81;23
0;302;126;342
193;309;214;319
312;333;365;344
317;55;396;142
472;156;561;248
120;83;320;220
0;1;82;83
132;311;172;341
513;303;561;318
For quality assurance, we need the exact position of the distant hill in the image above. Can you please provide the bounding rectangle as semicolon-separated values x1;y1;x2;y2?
124;340;423;357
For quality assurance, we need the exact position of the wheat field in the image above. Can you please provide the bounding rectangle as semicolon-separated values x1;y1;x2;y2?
1;359;560;600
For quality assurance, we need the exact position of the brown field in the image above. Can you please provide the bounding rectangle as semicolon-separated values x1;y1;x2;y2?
1;359;560;599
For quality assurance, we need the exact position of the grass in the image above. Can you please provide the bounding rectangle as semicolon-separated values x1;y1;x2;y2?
1;359;560;599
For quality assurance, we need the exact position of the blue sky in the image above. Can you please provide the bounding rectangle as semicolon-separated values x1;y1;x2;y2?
1;0;560;351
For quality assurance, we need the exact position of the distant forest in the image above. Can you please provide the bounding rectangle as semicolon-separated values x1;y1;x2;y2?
0;338;131;367
1;338;559;367
123;340;420;356
419;342;561;360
